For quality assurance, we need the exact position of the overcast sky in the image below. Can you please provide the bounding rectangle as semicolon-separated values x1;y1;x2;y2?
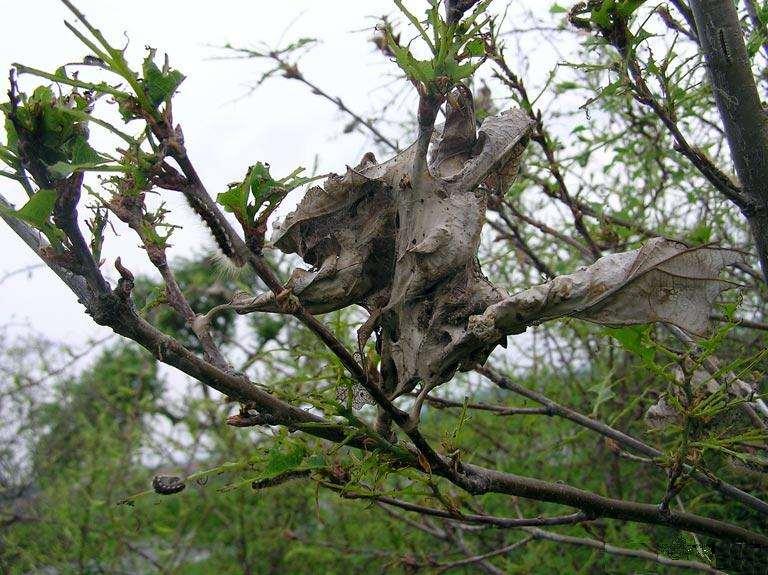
0;1;554;348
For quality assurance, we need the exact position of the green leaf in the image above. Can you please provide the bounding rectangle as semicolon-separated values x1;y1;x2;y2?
591;0;615;28
389;40;435;85
3;188;66;247
29;85;55;107
444;58;481;81
48;160;111;179
617;0;646;19
247;162;279;214
48;162;77;179
217;162;276;224
71;135;98;164
2;115;19;153
142;54;185;108
45;133;106;178
607;325;656;368
265;442;307;475
15;189;57;228
217;162;315;226
217;182;249;221
464;38;484;57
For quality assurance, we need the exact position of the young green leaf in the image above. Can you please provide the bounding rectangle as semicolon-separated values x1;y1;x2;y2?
1;188;65;247
14;188;58;228
142;54;185;108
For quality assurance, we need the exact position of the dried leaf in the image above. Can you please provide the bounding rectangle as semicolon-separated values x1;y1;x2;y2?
335;383;373;410
645;397;679;430
486;238;742;337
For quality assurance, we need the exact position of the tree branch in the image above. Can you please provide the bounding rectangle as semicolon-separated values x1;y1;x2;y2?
689;0;768;282
475;364;768;518
0;193;90;304
523;527;725;574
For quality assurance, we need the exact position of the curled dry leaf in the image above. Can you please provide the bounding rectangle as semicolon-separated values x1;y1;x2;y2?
475;238;743;338
645;397;679;430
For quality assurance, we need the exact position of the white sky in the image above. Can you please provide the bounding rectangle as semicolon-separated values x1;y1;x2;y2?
0;1;403;343
0;0;555;347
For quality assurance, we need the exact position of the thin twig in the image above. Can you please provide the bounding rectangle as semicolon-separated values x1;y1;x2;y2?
476;364;768;517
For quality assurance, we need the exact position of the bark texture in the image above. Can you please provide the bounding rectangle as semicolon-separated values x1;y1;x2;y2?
689;0;768;282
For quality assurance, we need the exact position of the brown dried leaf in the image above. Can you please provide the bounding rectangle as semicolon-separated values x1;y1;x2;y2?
485;238;743;337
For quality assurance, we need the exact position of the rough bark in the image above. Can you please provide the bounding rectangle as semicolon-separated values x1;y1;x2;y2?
689;0;768;283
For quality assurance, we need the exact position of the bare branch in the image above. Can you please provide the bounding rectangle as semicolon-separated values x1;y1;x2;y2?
523;527;725;574
476;364;768;518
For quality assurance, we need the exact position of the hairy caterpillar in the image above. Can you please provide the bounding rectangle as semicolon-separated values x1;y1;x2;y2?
184;191;245;268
